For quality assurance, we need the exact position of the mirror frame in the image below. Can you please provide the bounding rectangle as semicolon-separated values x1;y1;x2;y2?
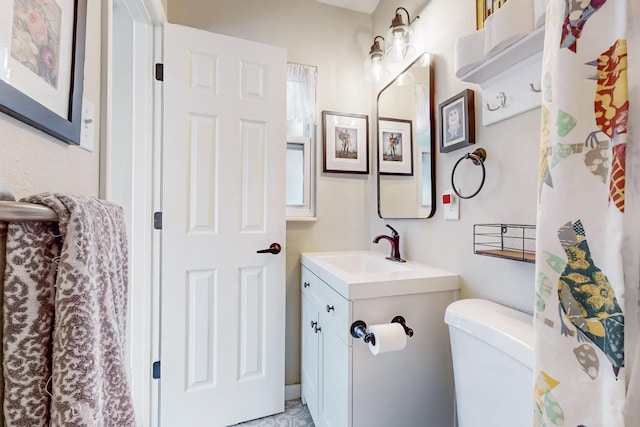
376;53;436;219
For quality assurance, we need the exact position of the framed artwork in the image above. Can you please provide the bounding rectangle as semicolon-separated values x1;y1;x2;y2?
0;0;87;145
439;89;475;153
476;0;509;29
477;0;486;29
378;117;413;176
322;111;369;174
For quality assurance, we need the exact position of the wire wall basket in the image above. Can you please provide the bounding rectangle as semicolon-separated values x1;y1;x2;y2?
473;223;536;263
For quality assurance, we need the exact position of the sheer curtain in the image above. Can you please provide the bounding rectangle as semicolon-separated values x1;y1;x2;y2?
287;63;317;135
415;84;427;133
415;83;429;146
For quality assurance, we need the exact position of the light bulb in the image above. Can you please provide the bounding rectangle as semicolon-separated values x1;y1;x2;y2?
365;36;387;83
387;34;407;62
371;56;383;81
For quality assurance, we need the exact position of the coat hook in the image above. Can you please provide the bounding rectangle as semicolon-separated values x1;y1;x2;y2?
528;83;541;93
486;92;507;111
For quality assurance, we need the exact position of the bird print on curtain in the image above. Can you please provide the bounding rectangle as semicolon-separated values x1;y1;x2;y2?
538;104;612;199
556;220;624;378
590;39;628;212
534;371;565;426
538;36;630;201
561;0;607;52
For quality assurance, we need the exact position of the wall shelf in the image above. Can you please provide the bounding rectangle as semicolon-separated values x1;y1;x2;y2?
457;26;544;85
456;13;545;126
473;223;536;263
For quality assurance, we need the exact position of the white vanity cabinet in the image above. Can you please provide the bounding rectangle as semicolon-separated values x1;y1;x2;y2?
300;251;460;427
301;266;351;427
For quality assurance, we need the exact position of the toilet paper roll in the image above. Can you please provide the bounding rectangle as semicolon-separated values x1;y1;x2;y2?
367;323;407;356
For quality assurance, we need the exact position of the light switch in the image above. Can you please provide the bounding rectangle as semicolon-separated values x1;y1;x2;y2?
443;189;459;221
79;98;95;152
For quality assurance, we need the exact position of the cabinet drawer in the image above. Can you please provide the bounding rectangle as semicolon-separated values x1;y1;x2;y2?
302;266;352;344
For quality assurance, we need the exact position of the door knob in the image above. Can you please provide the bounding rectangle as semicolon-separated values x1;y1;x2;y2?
326;305;335;313
256;243;281;255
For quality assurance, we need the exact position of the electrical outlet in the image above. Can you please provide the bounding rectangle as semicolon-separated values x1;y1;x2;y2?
442;189;459;221
79;98;95;152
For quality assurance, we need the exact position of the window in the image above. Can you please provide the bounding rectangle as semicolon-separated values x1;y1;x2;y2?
286;137;311;212
415;83;432;216
286;63;317;220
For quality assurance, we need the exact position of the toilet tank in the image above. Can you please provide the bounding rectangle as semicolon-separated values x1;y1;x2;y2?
444;299;533;427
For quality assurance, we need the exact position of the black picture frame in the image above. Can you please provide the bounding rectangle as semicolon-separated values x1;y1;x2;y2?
439;89;475;153
0;0;87;145
322;111;369;174
378;117;413;176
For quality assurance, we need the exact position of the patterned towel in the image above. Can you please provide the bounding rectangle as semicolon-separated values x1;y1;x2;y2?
0;221;7;427
3;194;136;427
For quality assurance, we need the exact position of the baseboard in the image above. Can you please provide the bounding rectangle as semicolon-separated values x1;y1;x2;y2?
285;384;301;401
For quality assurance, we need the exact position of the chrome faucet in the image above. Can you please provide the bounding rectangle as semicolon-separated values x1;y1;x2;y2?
373;224;406;262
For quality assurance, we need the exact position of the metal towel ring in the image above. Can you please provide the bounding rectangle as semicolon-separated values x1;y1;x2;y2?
451;148;487;199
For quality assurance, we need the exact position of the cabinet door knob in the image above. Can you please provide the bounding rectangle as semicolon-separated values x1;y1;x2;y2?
326;305;335;313
314;325;322;333
310;320;317;329
303;282;310;288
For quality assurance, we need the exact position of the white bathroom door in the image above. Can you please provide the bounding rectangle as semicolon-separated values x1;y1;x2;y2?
160;23;287;427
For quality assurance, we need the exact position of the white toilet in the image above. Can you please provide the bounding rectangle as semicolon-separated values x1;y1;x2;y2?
444;299;534;427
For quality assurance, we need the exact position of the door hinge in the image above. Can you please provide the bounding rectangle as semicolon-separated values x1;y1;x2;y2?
152;361;161;379
154;212;162;230
155;63;164;81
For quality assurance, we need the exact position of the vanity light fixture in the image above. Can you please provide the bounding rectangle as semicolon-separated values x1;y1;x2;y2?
364;36;388;82
385;7;420;63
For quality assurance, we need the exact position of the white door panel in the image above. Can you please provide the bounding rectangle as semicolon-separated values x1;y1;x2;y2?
161;23;286;427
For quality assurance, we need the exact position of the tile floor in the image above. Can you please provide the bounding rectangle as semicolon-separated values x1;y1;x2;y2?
233;399;314;426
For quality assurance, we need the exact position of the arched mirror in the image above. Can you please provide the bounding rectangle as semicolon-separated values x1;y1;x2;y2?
377;53;435;218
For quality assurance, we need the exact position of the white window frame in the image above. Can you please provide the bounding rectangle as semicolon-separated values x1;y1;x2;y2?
286;136;316;220
286;63;317;221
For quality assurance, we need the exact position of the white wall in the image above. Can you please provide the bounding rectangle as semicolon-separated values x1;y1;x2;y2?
168;0;538;387
0;2;102;199
371;0;537;313
168;0;374;386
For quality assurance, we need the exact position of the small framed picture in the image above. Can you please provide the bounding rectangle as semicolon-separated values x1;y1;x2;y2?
439;89;475;153
0;0;88;145
322;111;369;174
378;118;413;176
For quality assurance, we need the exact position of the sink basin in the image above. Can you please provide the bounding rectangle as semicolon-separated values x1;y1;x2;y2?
317;253;410;275
301;251;459;299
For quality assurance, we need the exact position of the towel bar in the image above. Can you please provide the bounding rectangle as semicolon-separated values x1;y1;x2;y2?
0;186;58;222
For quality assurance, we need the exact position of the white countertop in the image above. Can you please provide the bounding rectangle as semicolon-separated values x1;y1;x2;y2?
301;250;460;300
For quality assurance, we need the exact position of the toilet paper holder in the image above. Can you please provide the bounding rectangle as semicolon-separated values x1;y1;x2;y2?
350;315;414;346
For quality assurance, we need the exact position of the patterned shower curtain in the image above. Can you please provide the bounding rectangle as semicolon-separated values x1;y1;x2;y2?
534;1;640;426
